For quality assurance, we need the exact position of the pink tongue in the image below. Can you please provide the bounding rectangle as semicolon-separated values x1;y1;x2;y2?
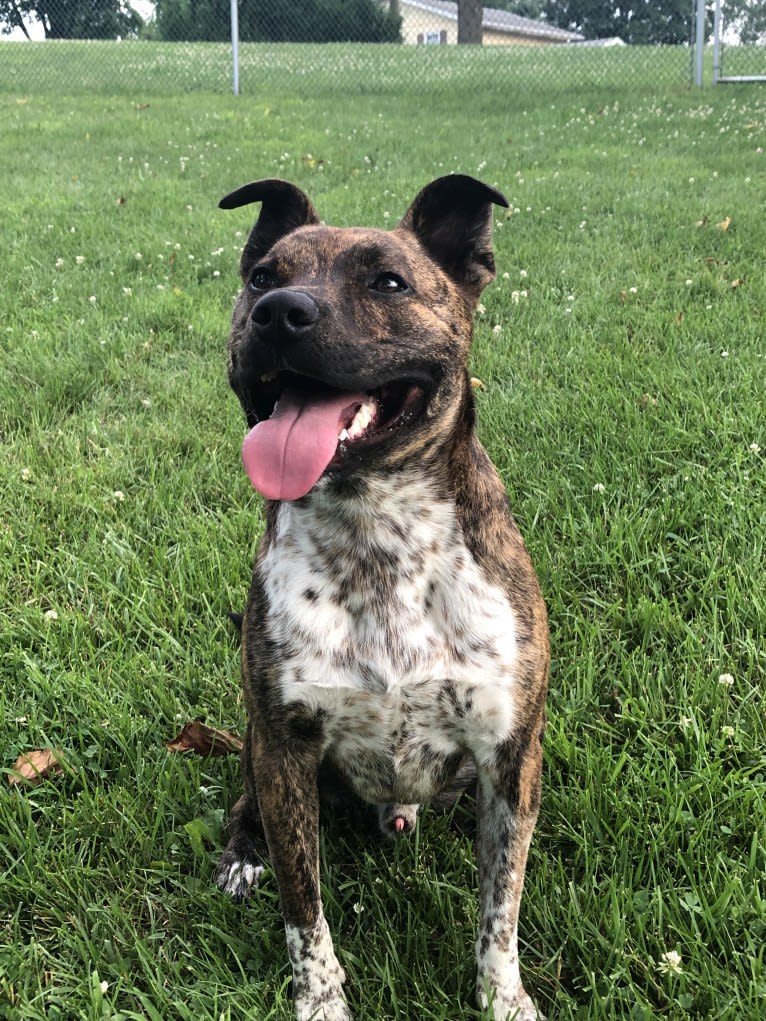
242;388;367;501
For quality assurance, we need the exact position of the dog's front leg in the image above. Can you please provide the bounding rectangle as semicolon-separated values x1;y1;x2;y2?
474;734;543;1021
253;730;350;1021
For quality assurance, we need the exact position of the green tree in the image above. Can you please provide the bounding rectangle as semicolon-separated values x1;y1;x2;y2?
0;0;142;38
726;0;766;43
544;0;693;44
153;0;401;43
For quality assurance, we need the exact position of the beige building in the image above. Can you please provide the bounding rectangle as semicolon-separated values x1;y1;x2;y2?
396;1;584;46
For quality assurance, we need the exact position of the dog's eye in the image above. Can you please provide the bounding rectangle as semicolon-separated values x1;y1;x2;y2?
249;267;275;292
371;272;410;294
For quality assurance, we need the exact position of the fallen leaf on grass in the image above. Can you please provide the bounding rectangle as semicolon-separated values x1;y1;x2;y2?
9;749;65;786
166;722;242;758
731;278;744;289
717;216;732;231
470;377;487;391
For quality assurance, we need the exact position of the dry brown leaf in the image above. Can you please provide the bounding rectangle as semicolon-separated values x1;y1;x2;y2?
675;311;685;325
166;721;243;758
470;377;487;392
717;216;732;231
9;748;65;786
731;278;744;289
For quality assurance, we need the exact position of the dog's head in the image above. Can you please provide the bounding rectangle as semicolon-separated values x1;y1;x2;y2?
220;175;508;501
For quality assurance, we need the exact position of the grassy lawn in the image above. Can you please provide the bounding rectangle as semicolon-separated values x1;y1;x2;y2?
1;44;765;1021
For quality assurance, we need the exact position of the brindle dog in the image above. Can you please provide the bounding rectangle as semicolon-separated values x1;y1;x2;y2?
214;176;549;1021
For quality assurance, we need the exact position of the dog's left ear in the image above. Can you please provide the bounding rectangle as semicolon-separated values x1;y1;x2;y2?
219;178;320;281
398;175;509;298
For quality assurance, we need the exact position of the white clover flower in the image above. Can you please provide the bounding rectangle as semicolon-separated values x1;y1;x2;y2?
89;295;97;304
113;490;125;502
658;950;683;975
44;609;59;622
592;483;606;493
75;255;85;265
721;725;735;738
21;467;33;482
750;442;761;454
718;673;734;686
55;257;64;269
123;287;132;296
519;269;528;278
492;324;502;335
680;715;693;730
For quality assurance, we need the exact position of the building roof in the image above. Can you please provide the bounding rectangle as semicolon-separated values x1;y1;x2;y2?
401;1;585;43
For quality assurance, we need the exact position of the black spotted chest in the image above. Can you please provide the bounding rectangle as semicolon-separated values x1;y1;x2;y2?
259;481;520;805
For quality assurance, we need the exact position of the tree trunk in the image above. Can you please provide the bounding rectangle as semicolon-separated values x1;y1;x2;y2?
8;0;31;39
457;0;483;44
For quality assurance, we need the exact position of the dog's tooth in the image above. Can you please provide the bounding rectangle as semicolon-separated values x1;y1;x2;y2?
338;428;349;442
346;396;378;440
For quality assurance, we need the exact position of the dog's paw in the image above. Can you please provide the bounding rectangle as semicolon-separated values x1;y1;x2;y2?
294;992;351;1021
214;852;264;902
288;918;350;1021
478;983;541;1021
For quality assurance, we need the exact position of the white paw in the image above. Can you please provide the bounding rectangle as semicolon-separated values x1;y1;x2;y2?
294;990;351;1021
288;918;350;1021
214;855;264;901
478;983;541;1020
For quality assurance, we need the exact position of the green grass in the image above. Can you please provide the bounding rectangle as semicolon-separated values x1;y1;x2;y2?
2;44;766;1021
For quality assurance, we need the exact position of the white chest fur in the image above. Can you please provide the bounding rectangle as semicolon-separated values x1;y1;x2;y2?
259;472;519;800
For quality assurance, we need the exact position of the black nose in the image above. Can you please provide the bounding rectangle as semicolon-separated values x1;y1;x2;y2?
251;289;319;345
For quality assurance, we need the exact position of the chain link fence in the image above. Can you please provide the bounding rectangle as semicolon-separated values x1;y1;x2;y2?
713;0;766;80
1;1;762;95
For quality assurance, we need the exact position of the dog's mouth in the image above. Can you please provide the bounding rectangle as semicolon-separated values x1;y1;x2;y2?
241;371;428;501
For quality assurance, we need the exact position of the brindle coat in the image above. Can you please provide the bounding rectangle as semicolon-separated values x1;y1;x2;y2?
215;176;549;1021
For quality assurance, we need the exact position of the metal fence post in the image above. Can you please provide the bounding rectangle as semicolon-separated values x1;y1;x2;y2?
712;0;722;83
231;0;239;95
695;0;706;86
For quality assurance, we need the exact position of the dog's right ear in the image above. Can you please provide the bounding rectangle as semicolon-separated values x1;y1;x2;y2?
219;178;319;281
